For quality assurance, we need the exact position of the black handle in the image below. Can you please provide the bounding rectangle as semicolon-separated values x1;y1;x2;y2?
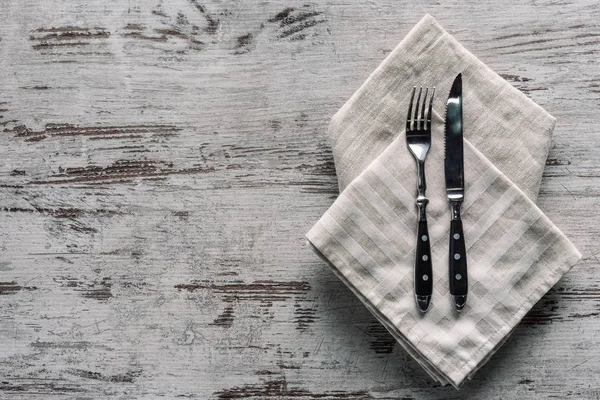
415;220;433;296
449;217;468;296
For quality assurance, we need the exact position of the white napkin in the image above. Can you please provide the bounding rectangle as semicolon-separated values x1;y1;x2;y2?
306;14;581;388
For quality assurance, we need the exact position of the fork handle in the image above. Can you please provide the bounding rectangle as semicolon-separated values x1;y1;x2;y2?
414;198;432;312
415;218;433;292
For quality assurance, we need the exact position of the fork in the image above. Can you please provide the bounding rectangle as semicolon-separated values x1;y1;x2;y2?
406;86;435;313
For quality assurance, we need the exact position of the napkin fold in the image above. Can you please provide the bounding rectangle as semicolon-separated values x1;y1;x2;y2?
306;14;581;388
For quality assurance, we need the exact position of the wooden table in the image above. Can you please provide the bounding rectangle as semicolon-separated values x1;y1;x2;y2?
1;1;598;398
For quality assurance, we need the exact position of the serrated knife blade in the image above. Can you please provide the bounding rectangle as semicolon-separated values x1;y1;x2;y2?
445;74;464;199
444;73;468;311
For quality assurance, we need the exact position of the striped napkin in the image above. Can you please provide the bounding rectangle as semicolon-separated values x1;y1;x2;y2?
306;14;581;388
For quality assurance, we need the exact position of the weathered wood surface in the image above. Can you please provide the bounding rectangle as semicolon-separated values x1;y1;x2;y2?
0;0;599;398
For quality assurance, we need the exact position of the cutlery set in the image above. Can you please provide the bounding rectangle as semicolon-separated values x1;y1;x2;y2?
406;73;467;313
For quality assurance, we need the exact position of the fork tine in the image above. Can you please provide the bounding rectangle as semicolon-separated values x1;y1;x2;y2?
414;87;423;130
426;87;435;130
406;86;416;130
420;87;429;129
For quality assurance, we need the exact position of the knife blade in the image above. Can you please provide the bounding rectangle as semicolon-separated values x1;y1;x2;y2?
444;73;468;311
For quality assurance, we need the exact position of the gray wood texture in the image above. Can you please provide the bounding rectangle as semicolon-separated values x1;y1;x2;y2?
1;0;599;398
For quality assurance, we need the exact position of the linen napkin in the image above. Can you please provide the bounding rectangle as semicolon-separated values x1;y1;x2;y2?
306;14;581;388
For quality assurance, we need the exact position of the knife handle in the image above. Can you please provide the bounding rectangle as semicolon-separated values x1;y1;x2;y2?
449;206;468;308
415;219;433;297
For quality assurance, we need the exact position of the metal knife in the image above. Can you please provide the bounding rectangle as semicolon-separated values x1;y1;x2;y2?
444;73;468;312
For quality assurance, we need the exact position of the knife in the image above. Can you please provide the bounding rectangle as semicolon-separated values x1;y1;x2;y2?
444;73;468;311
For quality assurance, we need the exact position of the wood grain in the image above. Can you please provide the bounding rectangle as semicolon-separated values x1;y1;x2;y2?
1;0;599;398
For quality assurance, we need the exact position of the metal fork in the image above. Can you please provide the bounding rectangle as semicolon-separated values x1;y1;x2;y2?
406;86;435;313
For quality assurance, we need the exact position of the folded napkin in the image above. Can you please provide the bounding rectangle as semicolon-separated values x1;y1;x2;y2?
306;14;581;388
